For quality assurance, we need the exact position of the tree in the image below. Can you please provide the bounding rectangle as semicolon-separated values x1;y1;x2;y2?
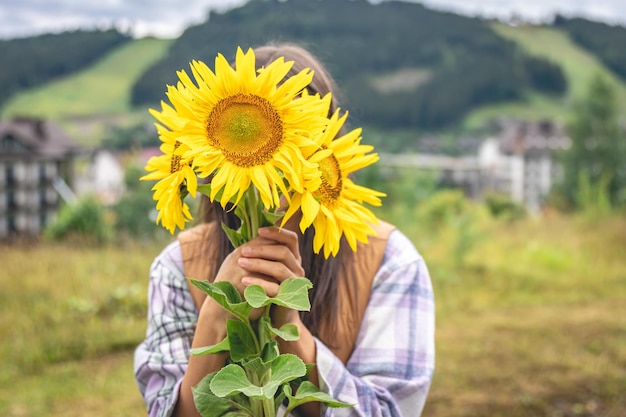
560;74;626;209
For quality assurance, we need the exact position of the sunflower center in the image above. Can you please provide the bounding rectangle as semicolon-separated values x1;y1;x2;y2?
314;153;342;206
170;141;183;173
207;93;283;167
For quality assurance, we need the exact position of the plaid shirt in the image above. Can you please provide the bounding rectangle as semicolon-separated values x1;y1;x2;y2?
134;229;435;417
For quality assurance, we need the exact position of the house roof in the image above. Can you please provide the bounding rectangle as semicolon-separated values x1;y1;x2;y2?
496;118;571;155
0;117;81;161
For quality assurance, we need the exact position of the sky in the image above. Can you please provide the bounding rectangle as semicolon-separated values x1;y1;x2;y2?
1;0;626;40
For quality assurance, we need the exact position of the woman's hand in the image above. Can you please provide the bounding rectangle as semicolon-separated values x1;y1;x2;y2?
196;226;320;417
238;226;304;284
209;226;305;322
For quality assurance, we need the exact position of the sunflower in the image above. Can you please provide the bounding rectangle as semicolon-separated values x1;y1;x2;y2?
141;99;198;233
282;110;386;258
151;47;331;212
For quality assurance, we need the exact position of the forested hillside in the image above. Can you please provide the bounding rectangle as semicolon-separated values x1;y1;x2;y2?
0;29;131;109
554;16;626;83
130;0;566;130
2;0;626;133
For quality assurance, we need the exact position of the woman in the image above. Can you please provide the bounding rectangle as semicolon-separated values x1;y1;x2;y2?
134;43;435;417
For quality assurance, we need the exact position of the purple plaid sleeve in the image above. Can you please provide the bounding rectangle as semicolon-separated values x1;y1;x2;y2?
134;240;197;417
315;229;435;416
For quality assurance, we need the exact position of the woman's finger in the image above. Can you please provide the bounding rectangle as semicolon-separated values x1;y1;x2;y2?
240;245;304;279
238;254;300;282
258;227;301;262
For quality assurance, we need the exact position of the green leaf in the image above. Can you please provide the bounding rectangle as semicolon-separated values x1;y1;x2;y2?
241;357;271;381
191;336;230;356
244;277;312;311
192;372;253;417
222;223;246;248
227;319;258;361
243;285;271;308
284;381;353;411
197;184;226;206
196;184;213;198
190;280;253;322
275;278;312;310
190;280;242;304
261;209;284;226
232;203;252;244
211;355;306;400
193;385;234;417
260;316;300;341
261;354;307;399
261;340;279;363
210;364;264;398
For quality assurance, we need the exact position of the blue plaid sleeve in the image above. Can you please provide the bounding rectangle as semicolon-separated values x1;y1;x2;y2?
315;229;435;416
133;241;197;417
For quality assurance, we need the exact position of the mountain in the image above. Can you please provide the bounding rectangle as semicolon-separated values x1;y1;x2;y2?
131;0;567;131
2;0;626;144
0;29;131;110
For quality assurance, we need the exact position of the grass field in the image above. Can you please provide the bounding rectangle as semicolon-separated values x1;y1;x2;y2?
1;37;172;146
463;24;626;130
1;207;624;416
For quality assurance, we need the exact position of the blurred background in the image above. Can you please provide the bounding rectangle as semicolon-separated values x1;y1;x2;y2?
0;0;624;416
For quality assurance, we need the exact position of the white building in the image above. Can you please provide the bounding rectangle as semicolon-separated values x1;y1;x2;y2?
487;119;571;212
74;149;126;206
380;119;571;212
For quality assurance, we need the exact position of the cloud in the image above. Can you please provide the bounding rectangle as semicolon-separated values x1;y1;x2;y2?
1;0;625;40
419;0;626;25
0;0;232;39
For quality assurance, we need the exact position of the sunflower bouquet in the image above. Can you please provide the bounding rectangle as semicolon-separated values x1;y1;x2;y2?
142;47;384;416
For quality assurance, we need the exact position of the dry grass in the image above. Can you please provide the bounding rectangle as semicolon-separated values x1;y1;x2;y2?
0;240;161;415
1;212;624;416
417;214;626;417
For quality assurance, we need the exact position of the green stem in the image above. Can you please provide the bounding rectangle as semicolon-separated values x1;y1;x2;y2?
260;307;276;416
258;306;272;348
283;403;297;417
246;369;275;416
244;319;262;355
246;187;260;239
251;398;263;416
262;397;275;416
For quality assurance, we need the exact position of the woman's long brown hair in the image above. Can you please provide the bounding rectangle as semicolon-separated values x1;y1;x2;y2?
197;43;352;339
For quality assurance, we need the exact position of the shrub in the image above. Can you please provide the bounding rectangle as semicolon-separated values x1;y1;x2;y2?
415;189;468;228
484;192;527;221
45;195;112;244
415;189;490;268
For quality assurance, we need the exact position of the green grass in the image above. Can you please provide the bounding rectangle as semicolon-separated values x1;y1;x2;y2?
0;240;161;416
419;212;626;417
1;352;144;417
1;38;171;146
1;209;625;417
463;24;626;130
2;38;171;119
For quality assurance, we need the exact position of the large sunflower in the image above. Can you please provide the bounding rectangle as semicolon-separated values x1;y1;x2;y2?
142;97;198;233
151;47;331;211
282;110;386;258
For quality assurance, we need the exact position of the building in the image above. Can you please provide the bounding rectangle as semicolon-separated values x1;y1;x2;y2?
379;119;571;212
74;148;126;207
483;119;571;212
0;117;80;239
